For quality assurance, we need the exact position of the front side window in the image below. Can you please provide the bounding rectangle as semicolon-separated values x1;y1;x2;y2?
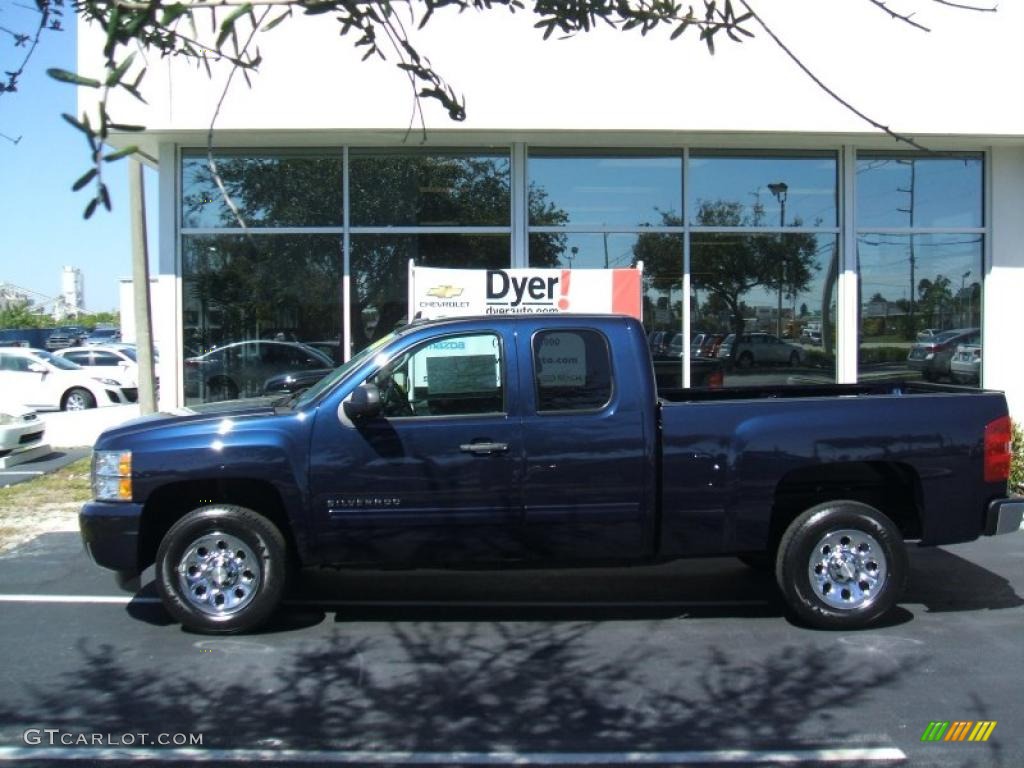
533;330;612;412
63;351;92;365
366;333;504;419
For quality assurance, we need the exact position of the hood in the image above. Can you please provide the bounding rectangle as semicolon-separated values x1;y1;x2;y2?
96;397;285;443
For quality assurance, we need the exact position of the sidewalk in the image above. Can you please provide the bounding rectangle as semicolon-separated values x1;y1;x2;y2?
38;405;142;448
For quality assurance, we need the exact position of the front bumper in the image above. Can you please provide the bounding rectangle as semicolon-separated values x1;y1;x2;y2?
985;498;1024;536
79;500;145;573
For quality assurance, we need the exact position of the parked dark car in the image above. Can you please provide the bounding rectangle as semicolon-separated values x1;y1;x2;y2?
261;367;335;396
184;340;333;401
45;325;88;351
907;328;980;382
81;315;1020;635
85;327;122;345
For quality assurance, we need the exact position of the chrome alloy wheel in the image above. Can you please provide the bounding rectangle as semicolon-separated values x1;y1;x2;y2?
807;528;887;611
177;532;260;616
65;392;90;411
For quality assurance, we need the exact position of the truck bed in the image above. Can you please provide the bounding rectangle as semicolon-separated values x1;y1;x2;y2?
658;380;988;403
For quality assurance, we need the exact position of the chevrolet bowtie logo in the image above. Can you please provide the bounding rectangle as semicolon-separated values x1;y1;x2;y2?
426;285;464;299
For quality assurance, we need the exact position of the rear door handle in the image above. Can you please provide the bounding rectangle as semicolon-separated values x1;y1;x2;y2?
460;441;509;455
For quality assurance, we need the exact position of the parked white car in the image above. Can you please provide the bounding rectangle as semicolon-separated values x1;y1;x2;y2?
0;348;136;411
55;346;140;388
0;401;45;458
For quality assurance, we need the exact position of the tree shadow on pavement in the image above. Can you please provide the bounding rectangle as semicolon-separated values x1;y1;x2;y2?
0;622;930;755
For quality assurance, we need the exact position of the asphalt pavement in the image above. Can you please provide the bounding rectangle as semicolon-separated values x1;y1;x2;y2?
0;530;1021;766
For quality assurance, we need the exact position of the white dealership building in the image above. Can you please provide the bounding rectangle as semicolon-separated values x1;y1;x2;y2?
80;2;1024;415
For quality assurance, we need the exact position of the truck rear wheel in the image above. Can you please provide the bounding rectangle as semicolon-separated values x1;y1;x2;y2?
775;501;906;629
155;505;289;634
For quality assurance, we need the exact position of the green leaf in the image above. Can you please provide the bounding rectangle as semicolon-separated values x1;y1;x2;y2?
105;52;137;87
47;68;101;88
72;168;98;192
160;3;190;26
262;9;291;31
103;146;139;162
84;198;99;220
217;3;252;48
108;123;146;132
99;183;112;211
61;112;90;135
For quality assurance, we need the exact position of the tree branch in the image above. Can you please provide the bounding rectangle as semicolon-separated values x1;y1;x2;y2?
866;0;929;30
738;0;932;152
205;5;273;228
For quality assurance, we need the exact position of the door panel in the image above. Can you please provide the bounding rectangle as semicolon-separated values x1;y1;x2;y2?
307;330;525;565
519;329;654;561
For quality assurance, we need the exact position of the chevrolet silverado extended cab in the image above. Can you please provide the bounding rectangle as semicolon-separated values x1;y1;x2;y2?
80;315;1022;633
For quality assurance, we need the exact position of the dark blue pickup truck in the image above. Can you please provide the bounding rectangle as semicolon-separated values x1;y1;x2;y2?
80;315;1022;633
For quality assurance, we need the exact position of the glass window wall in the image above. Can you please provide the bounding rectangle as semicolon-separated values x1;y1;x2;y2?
349;151;510;227
182;154;343;229
181;234;343;404
350;234;511;349
856;154;984;385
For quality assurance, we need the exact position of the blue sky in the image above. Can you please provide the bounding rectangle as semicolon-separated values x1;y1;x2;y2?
0;6;157;314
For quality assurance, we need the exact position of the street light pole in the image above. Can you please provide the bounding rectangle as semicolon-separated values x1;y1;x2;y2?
768;182;788;338
961;270;971;326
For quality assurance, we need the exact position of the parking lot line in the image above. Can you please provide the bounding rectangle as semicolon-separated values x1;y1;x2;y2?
0;746;908;764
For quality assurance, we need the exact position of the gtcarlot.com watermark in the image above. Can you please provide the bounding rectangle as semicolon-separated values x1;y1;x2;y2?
23;729;203;747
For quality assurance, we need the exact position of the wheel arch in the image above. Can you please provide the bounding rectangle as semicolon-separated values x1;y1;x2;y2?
138;478;301;572
769;461;923;549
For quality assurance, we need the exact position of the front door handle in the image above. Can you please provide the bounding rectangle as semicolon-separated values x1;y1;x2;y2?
460;441;509;456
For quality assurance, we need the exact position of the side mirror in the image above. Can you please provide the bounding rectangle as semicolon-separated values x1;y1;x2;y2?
28;362;47;374
343;383;382;421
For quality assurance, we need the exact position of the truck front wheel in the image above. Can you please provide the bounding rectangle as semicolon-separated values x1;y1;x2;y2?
775;501;906;629
155;505;289;634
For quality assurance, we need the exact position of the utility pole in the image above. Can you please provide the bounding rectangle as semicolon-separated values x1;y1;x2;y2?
129;158;158;414
768;182;788;338
897;160;916;337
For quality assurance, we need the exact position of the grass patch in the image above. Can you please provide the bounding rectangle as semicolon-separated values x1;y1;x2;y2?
0;457;92;514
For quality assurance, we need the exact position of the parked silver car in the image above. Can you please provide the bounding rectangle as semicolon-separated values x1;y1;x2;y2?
717;333;804;368
907;328;980;382
950;343;982;385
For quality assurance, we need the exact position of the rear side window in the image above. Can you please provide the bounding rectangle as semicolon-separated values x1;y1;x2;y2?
533;330;613;412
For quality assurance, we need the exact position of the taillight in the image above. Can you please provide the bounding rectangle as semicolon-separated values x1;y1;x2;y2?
708;369;724;389
984;416;1012;483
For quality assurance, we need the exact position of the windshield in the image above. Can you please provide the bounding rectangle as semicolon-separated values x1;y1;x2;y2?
32;350;80;370
293;331;401;408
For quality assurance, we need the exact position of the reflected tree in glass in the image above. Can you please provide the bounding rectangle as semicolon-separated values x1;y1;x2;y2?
182;155;344;228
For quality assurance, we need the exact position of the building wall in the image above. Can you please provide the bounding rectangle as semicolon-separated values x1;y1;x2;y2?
80;2;1024;140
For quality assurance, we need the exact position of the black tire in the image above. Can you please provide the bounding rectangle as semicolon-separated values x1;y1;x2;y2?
775;501;906;630
737;351;754;369
207;377;239;402
62;387;97;411
156;505;289;634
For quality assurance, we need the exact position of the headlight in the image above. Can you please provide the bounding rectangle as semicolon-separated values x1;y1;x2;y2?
0;413;14;426
93;378;121;386
92;450;132;501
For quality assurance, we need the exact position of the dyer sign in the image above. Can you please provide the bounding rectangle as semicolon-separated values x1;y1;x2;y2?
409;263;643;321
